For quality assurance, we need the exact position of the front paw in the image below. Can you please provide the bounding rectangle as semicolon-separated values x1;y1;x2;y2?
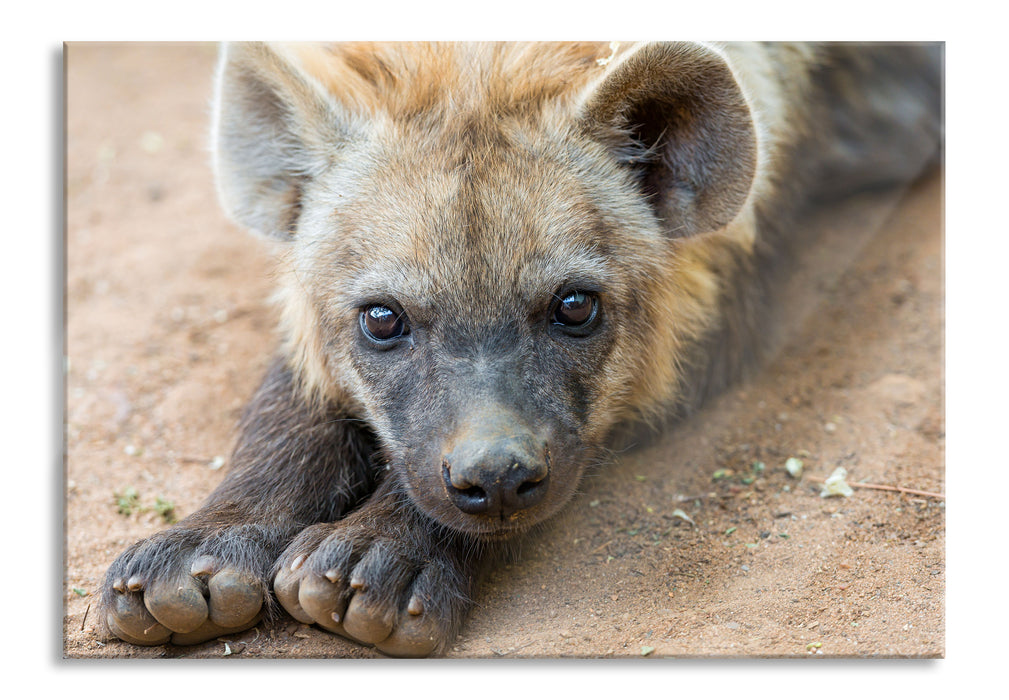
100;524;275;646
273;519;472;657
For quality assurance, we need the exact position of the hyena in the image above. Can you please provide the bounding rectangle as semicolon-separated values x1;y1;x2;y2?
100;41;942;656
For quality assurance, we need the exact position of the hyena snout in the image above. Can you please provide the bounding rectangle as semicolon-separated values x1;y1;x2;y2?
441;411;549;518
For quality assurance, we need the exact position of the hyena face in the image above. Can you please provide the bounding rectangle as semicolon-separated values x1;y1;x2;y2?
213;42;758;537
290;111;676;537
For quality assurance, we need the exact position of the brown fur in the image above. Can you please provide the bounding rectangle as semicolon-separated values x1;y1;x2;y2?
101;42;942;656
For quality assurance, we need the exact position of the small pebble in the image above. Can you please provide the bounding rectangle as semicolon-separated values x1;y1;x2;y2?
785;458;803;478
820;467;854;498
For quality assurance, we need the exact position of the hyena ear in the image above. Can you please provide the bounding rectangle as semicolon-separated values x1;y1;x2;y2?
212;42;352;240
579;42;757;237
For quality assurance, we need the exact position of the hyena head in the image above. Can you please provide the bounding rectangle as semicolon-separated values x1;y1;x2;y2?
212;42;757;538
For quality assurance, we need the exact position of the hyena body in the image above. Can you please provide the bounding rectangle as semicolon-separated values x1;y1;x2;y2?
100;42;942;656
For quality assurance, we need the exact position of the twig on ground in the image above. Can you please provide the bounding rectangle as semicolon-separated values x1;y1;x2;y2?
807;476;944;500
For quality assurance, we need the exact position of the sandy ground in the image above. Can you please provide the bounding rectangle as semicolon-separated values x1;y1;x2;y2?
63;43;944;660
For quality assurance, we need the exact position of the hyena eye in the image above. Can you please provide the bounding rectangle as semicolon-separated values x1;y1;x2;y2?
552;290;599;332
361;304;409;343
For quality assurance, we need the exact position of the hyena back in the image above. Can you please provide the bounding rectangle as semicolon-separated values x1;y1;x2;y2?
100;41;941;656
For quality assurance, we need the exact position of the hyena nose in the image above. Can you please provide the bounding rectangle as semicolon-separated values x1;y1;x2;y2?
442;439;550;518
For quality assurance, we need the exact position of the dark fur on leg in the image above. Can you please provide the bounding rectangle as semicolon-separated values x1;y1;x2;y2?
99;356;380;644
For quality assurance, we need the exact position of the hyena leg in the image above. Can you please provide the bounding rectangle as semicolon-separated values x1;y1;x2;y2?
100;358;378;645
274;478;485;657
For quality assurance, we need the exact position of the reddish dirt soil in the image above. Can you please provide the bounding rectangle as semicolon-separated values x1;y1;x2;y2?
63;43;944;660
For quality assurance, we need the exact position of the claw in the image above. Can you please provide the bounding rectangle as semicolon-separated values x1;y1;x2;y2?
190;555;219;578
407;595;424;616
126;575;145;592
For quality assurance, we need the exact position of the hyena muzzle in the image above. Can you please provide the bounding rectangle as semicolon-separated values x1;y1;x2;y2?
99;41;942;656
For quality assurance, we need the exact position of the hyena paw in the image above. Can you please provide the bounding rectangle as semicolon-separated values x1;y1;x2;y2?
273;522;470;657
100;526;274;646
